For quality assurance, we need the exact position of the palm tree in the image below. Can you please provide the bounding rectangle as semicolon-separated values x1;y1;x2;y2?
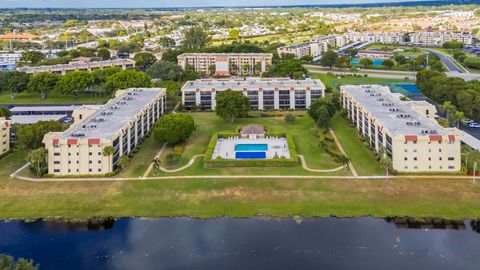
27;148;47;176
102;146;115;172
441;101;457;127
454;111;465;128
378;146;391;181
117;155;130;171
338;155;350;174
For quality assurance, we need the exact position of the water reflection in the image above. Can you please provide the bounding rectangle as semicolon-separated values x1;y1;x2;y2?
0;217;479;270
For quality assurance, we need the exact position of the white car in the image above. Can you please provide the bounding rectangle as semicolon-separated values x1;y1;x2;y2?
469;123;480;128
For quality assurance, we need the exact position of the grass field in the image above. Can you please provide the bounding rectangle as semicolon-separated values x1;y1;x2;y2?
153;112;346;176
311;73;414;89
0;92;110;105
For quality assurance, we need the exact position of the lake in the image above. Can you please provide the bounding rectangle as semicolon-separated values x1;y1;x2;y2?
0;217;479;270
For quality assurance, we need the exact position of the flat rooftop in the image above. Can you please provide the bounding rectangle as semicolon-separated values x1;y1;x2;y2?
58;88;164;140
18;59;134;73
182;77;325;91
341;85;453;136
10;105;79;113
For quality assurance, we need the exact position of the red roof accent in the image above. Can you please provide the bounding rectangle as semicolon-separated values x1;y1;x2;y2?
404;135;418;142
88;138;101;145
448;135;456;142
67;138;78;145
52;139;59;146
429;135;443;142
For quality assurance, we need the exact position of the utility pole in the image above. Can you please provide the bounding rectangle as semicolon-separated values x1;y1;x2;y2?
426;53;429;69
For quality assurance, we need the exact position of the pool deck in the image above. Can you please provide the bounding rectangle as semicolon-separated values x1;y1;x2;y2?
212;137;291;160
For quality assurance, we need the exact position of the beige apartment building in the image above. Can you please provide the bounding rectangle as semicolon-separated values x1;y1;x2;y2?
410;31;473;46
0;118;10;156
340;85;461;173
177;53;272;76
181;77;325;110
18;59;135;75
42;88;166;176
277;35;337;58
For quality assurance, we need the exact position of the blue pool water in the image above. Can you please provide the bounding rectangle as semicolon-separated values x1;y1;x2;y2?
388;83;421;96
235;152;266;159
235;144;268;151
351;58;384;66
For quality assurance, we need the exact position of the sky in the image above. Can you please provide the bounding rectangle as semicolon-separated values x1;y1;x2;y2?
0;0;430;8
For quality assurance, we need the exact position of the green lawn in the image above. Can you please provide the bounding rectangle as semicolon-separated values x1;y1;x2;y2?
330;114;384;176
311;73;414;89
153;112;346;176
117;134;164;178
0;92;110;105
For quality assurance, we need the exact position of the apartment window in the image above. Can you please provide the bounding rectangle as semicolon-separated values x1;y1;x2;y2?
439;166;443;169
413;157;417;161
404;166;408;169
439;149;442;152
98;160;102;164
428;157;431;161
54;152;60;156
404;157;408;161
68;161;71;164
404;149;407;153
54;169;60;173
89;152;92;156
448;166;455;170
54;161;60;164
413;149;417;153
98;152;101;155
448;157;455;161
429;166;432;169
89;160;92;164
77;161;79;164
98;169;102;172
89;169;92;172
439;157;442;161
68;153;71;156
414;166;418;169
68;169;71;173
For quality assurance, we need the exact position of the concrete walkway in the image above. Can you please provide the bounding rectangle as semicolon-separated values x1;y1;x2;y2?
157;155;204;173
329;129;359;177
298;155;346;173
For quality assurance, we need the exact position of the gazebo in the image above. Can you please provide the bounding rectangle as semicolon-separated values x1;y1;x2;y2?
240;124;265;139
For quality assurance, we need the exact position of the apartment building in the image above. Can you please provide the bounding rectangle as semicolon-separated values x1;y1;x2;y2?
18;59;135;75
410;31;473;46
277;35;337;58
181;77;325;110
0;118;10;156
42;88;166;176
340;85;461;173
177;53;272;76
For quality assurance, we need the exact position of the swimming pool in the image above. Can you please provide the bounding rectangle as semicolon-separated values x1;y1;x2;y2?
351;58;384;66
235;152;266;159
234;144;268;151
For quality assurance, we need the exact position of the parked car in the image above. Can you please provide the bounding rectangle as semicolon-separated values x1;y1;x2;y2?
469;123;480;128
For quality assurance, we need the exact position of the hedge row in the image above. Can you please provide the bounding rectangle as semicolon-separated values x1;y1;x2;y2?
203;132;299;168
463;57;480;68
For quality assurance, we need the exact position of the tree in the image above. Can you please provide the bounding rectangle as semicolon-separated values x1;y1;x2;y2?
27;148;47;177
55;71;94;95
27;72;59;99
441;101;457;127
265;58;307;78
97;48;111;60
154;114;195;144
378;146;392;181
0;108;11;118
284;113;296;123
0;254;38;270
443;41;464;49
320;50;337;68
145;60;183;81
0;71;30;99
183;26;211;49
335;56;350;68
102;146;115;172
394;54;407;65
229;29;240;40
133;52;157;71
17;121;65;150
208;64;216;75
359;58;373;68
383;59;395;68
316;106;331;128
337;155;350;174
117;155;130;171
158;37;175;48
453;111;465;128
104;70;151;92
20;51;45;64
308;98;336;121
215;90;251;123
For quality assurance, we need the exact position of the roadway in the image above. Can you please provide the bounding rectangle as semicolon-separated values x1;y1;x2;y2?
423;49;466;73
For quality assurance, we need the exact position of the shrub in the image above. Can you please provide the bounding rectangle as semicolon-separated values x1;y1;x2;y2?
463;57;480;69
173;143;185;155
165;153;181;165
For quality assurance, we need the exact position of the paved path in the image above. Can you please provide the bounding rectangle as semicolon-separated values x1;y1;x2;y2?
157;155;204;173
298;155;346;173
142;143;167;178
329;129;359;177
423;49;466;73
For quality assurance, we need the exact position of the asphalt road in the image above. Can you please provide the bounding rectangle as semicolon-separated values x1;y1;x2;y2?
424;49;463;73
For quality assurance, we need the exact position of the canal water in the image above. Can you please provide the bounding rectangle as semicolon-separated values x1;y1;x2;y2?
0;217;479;270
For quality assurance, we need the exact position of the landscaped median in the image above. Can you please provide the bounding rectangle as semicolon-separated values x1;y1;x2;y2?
203;131;299;167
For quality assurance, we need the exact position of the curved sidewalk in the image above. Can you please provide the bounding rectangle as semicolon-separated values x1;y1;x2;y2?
298;155;345;173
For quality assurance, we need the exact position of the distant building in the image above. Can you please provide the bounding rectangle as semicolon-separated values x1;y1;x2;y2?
0;62;16;71
277;35;337;58
410;31;473;46
9;105;81;125
17;59;135;75
177;53;272;76
340;85;461;173
0;53;22;63
0;118;10;156
181;77;325;110
357;50;394;59
0;33;35;40
42;88;166;176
